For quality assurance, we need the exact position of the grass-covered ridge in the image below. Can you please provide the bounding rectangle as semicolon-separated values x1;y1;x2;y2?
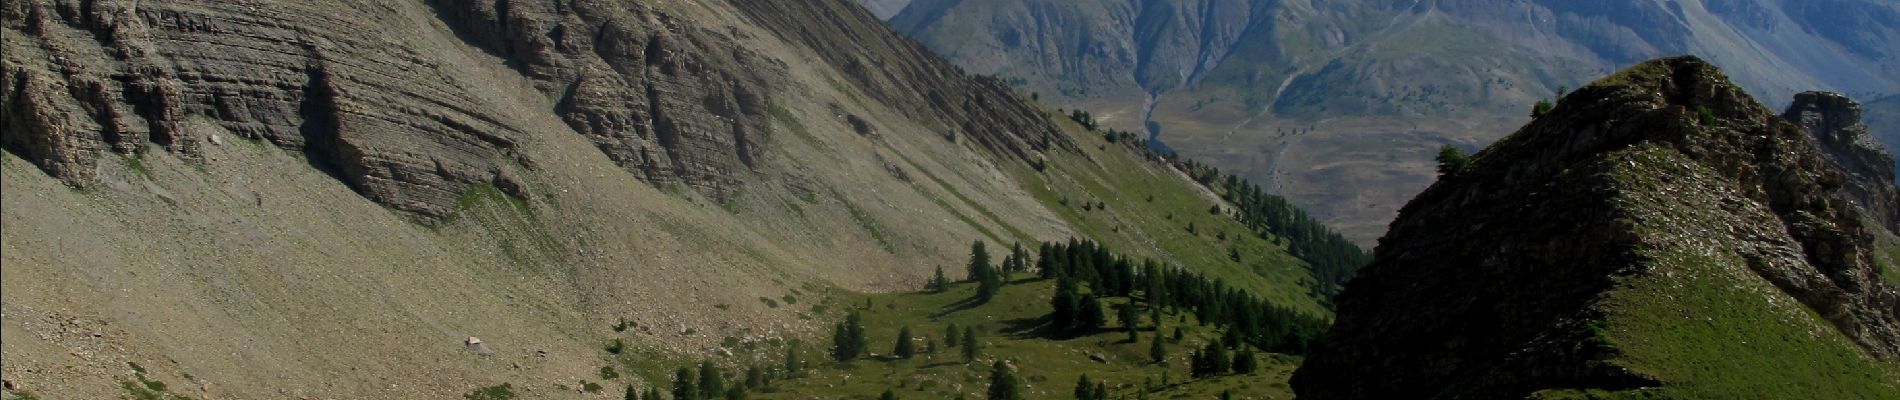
1557;145;1900;399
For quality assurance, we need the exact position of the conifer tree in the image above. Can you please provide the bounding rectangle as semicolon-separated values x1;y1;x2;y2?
784;341;803;376
745;366;763;389
1120;303;1140;341
1074;375;1094;400
1150;332;1166;363
724;386;746;400
986;361;1022;400
1080;294;1108;331
931;266;949;293
962;327;980;362
894;326;916;359
832;311;866;361
945;323;960;348
698;361;723;397
673;368;698;400
880;389;898;400
967;241;991;282
625;384;639;400
1050;276;1079;329
1233;349;1258;374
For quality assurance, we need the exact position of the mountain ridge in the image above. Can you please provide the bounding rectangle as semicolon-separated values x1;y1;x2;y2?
866;0;1900;244
1291;56;1900;399
1;0;1344;397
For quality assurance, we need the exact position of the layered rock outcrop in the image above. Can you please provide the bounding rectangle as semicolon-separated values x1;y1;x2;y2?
429;0;783;199
1784;91;1900;233
3;0;1065;214
2;0;531;218
1292;57;1900;399
732;0;1067;162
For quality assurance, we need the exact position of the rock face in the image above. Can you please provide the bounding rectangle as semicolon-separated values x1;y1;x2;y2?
1292;57;1900;399
429;0;782;200
1784;91;1900;233
2;0;531;218
732;0;1065;163
2;0;1063;217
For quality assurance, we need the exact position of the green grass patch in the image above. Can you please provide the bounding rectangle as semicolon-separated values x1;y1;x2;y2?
768;104;821;147
122;154;153;179
462;383;515;400
443;182;561;269
1585;147;1900;398
747;278;1296;399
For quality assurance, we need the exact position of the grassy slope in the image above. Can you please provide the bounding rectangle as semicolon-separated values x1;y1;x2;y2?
1008;114;1329;317
755;278;1298;400
586;111;1337;399
1535;146;1900;399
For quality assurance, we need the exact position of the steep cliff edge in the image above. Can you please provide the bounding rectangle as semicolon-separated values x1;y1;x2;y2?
2;0;533;218
1785;91;1900;234
1292;57;1900;399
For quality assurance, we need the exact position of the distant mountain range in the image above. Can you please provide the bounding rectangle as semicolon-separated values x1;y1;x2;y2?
866;0;1900;243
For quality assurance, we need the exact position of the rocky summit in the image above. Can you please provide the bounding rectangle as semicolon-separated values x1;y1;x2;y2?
1292;57;1900;399
1787;91;1900;233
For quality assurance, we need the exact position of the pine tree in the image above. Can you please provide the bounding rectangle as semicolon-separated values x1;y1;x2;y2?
1233;349;1258;374
1119;303;1140;341
931;266;949;293
784;341;803;376
1149;332;1166;363
698;361;723;397
645;387;663;400
894;326;916;359
1050;276;1079;330
724;386;747;400
1207;342;1230;375
673;368;698;400
880;389;898;400
832;311;866;361
1094;382;1107;400
986;361;1022;400
745;366;763;389
625;384;639;400
945;323;960;348
967;241;991;282
1010;243;1029;274
1074;375;1094;400
1436;145;1471;177
1080;294;1108;331
962;327;979;363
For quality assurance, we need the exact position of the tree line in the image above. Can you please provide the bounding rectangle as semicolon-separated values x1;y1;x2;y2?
1176;159;1370;302
1036;238;1330;354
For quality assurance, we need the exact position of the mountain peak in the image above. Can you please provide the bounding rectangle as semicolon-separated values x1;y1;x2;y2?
1294;56;1900;399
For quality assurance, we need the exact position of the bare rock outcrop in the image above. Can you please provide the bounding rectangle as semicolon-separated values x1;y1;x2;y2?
429;0;783;199
1784;91;1900;233
2;0;530;218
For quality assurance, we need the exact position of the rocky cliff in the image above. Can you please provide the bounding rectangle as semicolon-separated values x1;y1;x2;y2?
1292;57;1900;399
2;0;535;218
2;0;1062;219
1785;91;1900;233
